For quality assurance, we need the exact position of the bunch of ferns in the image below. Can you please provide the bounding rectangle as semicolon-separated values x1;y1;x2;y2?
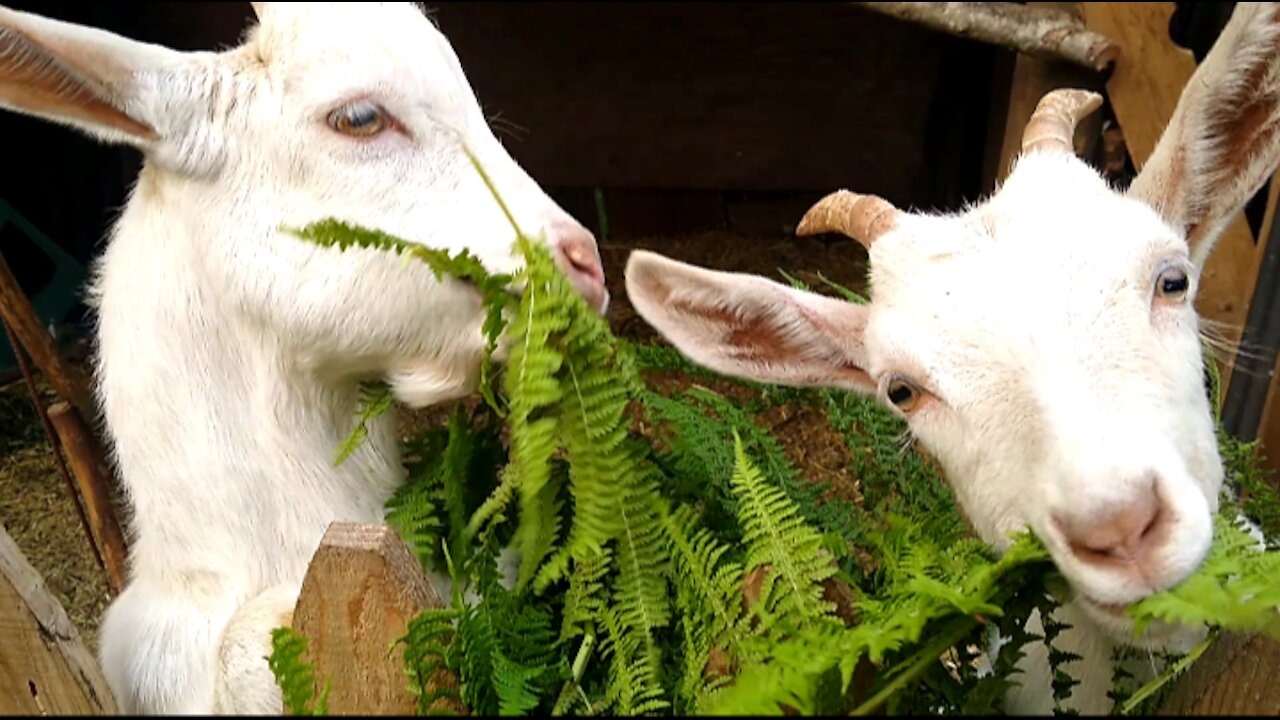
268;152;1280;717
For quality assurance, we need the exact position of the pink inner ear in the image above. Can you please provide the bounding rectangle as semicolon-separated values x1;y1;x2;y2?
1187;6;1280;242
0;26;156;140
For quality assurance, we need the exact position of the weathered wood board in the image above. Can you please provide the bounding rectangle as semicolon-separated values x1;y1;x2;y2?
0;524;116;715
292;522;463;716
1080;2;1265;398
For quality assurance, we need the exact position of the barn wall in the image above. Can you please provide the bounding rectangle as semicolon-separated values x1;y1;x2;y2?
0;2;1003;268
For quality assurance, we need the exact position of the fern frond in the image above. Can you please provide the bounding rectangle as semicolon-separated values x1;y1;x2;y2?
334;380;394;467
559;547;612;644
662;503;744;644
1128;513;1280;640
398;608;464;716
597;603;671;716
729;432;835;625
286;219;515;413
269;627;331;716
611;467;672;680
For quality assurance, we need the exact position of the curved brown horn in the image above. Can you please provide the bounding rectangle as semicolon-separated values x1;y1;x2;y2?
796;190;902;250
1021;88;1104;156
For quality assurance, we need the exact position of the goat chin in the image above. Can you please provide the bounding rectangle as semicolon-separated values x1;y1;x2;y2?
993;588;1210;714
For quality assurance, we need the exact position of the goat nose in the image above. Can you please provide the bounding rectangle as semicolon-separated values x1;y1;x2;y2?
1055;481;1167;569
548;220;608;314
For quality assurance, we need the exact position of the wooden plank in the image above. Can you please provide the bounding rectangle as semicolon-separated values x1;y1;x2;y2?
1160;633;1280;715
0;523;117;715
46;402;128;596
291;522;463;716
1079;2;1259;399
1230;169;1280;481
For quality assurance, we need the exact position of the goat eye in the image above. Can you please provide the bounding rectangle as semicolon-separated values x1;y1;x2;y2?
1156;266;1189;302
886;378;921;412
328;101;388;138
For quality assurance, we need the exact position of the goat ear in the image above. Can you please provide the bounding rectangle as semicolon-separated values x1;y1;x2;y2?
1128;3;1280;266
0;6;193;149
624;250;876;394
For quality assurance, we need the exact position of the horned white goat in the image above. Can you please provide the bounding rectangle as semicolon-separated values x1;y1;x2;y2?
0;1;608;714
625;3;1280;714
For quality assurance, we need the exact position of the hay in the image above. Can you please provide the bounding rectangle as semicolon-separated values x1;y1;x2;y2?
0;378;110;654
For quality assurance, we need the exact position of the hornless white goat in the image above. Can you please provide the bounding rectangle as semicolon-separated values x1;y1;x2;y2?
625;3;1280;714
0;2;608;714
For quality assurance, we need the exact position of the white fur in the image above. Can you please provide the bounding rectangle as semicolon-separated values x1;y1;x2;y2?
625;3;1280;714
0;2;606;714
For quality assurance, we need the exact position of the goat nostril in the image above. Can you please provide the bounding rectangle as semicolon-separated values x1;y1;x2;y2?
546;220;608;313
1058;480;1167;567
550;225;605;285
563;245;602;280
1139;507;1160;540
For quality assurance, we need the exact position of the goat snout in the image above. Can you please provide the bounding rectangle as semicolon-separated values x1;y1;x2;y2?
1053;479;1170;575
545;219;608;314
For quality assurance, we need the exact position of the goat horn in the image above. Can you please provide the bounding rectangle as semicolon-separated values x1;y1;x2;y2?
796;190;902;250
1021;88;1104;156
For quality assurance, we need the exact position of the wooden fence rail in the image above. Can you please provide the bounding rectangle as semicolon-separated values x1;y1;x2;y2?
2;514;1278;715
0;524;117;715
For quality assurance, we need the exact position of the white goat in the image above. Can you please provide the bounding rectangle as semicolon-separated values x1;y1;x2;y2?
0;2;608;714
625;3;1280;714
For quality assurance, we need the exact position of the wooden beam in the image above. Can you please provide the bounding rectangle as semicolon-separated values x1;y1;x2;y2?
0;248;94;422
854;2;1119;72
0;524;118;715
291;522;464;715
46;402;129;596
1234;169;1280;480
2;319;104;588
1080;2;1261;403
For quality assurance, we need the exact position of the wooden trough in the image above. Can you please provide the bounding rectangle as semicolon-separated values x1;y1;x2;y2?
5;516;1277;715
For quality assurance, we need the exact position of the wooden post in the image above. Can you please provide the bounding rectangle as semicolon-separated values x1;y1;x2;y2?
2;319;103;585
0;246;129;593
1079;2;1264;400
46;402;129;596
0;524;118;715
291;522;464;715
1160;633;1280;715
0;249;94;421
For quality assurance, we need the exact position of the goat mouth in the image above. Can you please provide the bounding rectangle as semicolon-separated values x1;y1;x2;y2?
1082;596;1132;618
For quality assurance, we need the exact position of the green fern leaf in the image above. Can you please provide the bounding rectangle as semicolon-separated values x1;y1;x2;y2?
268;627;331;716
334;381;394;467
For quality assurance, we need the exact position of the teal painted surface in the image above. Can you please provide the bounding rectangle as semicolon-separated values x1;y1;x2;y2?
0;199;88;373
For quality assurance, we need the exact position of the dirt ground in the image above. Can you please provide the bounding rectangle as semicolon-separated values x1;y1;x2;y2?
0;228;869;658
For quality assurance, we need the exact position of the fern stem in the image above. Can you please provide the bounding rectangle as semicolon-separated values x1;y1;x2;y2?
573;628;597;680
462;146;527;247
848;616;978;716
465;467;517;541
552;628;597;716
1118;630;1215;715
